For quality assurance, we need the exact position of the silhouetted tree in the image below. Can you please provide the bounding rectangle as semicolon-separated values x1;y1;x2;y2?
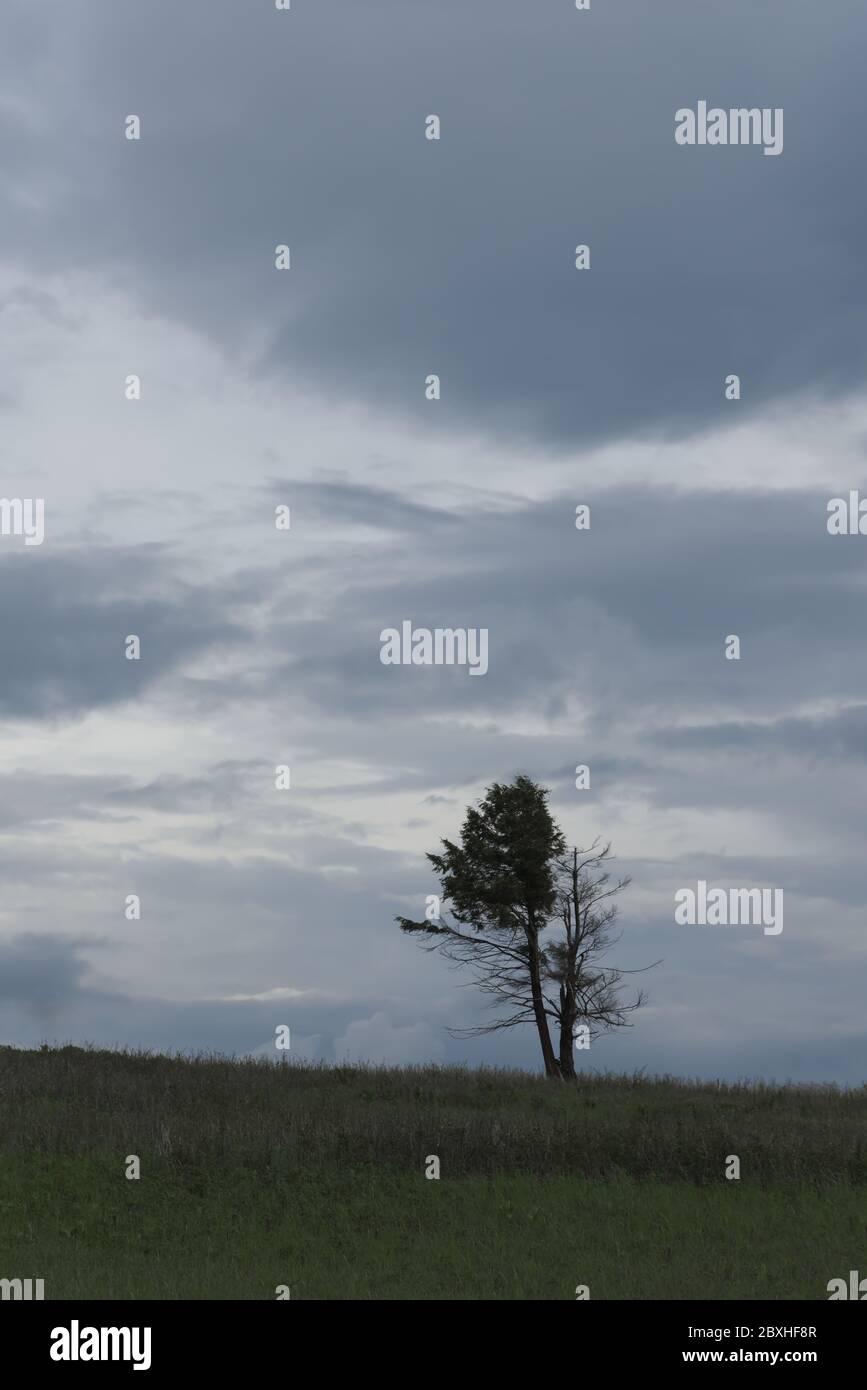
397;777;656;1079
397;775;565;1078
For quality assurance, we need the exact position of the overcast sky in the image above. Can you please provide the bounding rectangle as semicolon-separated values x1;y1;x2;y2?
1;0;865;1082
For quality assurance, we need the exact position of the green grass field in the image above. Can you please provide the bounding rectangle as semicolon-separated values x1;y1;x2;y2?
2;1045;865;1300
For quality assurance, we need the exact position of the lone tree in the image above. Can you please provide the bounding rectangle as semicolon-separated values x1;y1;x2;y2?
397;774;653;1079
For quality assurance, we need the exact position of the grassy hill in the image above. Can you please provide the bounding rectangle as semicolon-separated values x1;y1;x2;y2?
1;1044;866;1300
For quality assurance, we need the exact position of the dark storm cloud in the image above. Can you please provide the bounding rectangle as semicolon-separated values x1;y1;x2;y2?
0;546;250;718
0;933;90;1006
2;0;864;447
261;480;867;725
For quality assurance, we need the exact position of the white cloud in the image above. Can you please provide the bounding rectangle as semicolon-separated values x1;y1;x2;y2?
333;1012;446;1066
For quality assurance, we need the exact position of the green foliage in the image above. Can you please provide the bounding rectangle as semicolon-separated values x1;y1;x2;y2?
425;773;565;932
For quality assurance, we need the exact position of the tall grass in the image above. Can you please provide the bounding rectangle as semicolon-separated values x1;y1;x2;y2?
3;1046;866;1298
3;1043;866;1186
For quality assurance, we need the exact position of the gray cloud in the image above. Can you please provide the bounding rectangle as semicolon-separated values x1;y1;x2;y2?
2;0;865;449
256;482;867;730
0;545;251;718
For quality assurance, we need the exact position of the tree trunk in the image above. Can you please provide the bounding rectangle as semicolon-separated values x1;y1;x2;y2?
558;983;576;1079
527;926;561;1079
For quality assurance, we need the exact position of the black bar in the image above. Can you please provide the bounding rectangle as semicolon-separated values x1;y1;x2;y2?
4;1300;861;1374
